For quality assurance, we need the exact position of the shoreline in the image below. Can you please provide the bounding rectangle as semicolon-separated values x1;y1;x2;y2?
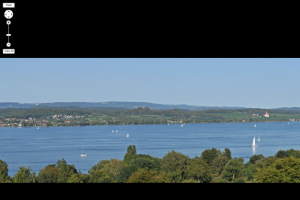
0;120;296;128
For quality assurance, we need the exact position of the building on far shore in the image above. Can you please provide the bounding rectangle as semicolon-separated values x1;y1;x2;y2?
263;112;269;117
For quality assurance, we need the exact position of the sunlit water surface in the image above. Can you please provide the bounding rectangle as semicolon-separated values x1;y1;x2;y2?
1;121;300;176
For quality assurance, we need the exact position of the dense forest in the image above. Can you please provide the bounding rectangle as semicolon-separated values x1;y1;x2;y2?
1;107;300;128
1;145;300;183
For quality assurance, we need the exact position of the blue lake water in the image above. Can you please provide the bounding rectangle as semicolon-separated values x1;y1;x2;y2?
1;121;300;176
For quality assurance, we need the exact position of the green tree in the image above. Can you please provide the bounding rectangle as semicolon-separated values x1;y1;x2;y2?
210;176;229;183
161;150;188;182
67;173;82;183
130;157;156;171
260;156;276;167
12;166;37;183
186;157;212;183
37;159;78;183
275;149;300;159
244;163;256;182
286;149;300;158
223;148;232;160
200;148;222;167
222;158;246;182
78;173;90;183
0;159;11;183
56;158;78;183
88;160;110;173
130;154;161;171
181;179;201;183
248;154;265;165
211;155;229;175
255;157;300;183
89;159;127;182
89;169;116;183
101;159;127;181
118;165;138;183
127;169;169;183
123;145;137;165
37;164;60;183
161;150;188;173
275;150;289;158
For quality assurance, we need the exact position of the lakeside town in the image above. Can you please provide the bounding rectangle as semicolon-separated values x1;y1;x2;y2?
0;114;85;128
0;109;299;128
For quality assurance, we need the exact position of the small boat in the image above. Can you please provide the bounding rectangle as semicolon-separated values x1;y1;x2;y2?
258;137;260;142
37;127;39;130
81;148;87;157
116;130;118;133
126;133;129;138
112;130;114;133
181;124;184;127
254;124;256;128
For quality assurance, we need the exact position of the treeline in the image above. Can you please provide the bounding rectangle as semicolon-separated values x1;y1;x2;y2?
1;146;300;183
0;108;91;119
1;107;300;127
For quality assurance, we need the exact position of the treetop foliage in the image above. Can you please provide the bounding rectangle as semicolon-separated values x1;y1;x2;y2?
2;146;300;183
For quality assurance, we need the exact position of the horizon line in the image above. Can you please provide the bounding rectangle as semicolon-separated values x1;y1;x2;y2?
0;101;296;109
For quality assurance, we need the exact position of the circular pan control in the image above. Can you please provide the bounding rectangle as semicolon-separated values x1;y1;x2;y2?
4;10;13;19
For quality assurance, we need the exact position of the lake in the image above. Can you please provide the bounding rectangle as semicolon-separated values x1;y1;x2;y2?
1;121;300;176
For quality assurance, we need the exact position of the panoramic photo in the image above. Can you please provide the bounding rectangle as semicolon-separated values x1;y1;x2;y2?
1;58;300;183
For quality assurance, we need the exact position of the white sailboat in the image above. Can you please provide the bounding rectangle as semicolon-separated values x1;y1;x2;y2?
252;137;257;147
254;124;256;128
81;148;88;157
112;130;114;133
126;133;129;138
116;130;118;133
257;137;260;142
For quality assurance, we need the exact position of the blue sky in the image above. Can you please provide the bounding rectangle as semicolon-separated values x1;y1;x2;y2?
0;58;299;108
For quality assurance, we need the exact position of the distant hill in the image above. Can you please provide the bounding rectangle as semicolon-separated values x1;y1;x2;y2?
271;107;300;112
4;101;300;112
3;101;300;112
0;102;38;109
0;101;246;111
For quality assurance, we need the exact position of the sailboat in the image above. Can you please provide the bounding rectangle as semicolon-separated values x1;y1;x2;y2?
81;148;88;157
126;133;129;138
254;124;256;128
81;153;87;157
116;130;118;133
257;137;260;142
112;130;114;133
252;137;257;147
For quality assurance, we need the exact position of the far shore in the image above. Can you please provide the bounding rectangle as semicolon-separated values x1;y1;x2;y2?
0;119;296;128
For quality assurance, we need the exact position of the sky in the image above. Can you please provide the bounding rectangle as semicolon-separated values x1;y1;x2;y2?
0;58;299;108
